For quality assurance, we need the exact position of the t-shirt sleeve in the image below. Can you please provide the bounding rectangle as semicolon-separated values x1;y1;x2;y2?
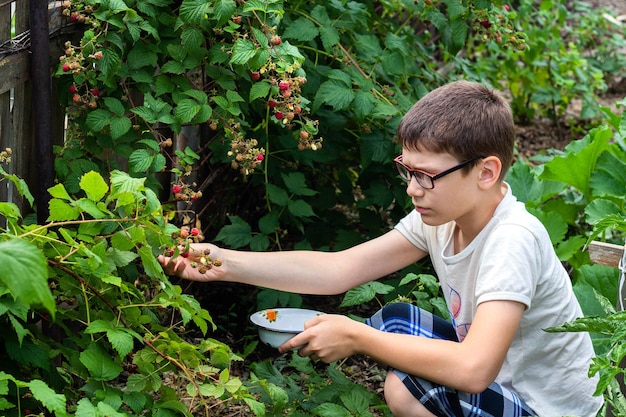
474;223;542;309
394;210;429;252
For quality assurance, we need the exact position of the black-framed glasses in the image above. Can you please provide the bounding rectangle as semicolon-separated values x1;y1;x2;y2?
393;155;485;189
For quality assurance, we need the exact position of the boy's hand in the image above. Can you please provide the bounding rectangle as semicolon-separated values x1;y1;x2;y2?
158;243;224;282
279;314;366;363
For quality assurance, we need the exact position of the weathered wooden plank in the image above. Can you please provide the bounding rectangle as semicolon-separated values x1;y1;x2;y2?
588;241;625;268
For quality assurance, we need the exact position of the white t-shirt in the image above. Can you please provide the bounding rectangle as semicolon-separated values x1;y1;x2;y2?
395;183;602;417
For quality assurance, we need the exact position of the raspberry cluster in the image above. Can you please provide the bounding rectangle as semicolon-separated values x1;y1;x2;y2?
257;68;323;151
227;137;265;176
163;228;222;275
171;183;202;204
472;5;526;51
60;2;104;110
0;148;12;164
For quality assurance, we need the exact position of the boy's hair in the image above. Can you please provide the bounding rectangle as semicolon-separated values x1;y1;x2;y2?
397;80;515;181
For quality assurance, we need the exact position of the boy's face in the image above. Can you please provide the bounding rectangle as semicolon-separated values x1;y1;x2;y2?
399;148;483;227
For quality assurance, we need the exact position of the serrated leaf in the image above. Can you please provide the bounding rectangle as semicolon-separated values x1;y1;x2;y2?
0;240;54;316
110;116;132;140
315;80;355;110
266;183;289;206
287;199;315;218
28;380;66;414
179;0;209;24
283;17;318;41
312;403;352;417
230;39;257;65
213;0;236;24
80;171;108;202
79;343;123;381
250;81;271;102
175;98;202;123
86;109;111;131
340;281;395;307
181;25;204;49
281;172;317;196
48;183;72;201
48;199;81;221
214;216;252;248
128;149;154;173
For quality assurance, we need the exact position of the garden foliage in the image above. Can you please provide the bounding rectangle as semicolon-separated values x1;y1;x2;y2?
0;0;625;415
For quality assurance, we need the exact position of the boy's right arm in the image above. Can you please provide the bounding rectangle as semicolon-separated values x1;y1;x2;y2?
158;229;427;295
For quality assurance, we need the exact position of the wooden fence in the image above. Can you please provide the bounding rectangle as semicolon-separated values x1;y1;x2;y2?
0;0;69;223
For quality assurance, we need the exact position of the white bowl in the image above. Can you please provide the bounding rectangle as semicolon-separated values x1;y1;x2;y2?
250;308;324;348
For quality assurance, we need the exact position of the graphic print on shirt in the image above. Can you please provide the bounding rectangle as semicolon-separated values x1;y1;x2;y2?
447;284;470;341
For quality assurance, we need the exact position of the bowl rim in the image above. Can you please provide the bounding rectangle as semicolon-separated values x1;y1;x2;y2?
249;307;323;333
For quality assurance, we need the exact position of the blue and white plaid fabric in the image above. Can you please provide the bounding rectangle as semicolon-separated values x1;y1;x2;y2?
366;303;536;417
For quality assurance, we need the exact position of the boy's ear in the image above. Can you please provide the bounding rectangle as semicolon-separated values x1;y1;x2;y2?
478;156;502;188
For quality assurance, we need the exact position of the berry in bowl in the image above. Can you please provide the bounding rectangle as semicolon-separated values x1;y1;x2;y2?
249;308;324;348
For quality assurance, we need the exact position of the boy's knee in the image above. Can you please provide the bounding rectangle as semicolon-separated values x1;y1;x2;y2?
384;372;436;417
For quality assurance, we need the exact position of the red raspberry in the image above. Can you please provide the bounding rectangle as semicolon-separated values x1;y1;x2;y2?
62;63;71;72
274;111;284;120
91;88;100;97
172;184;182;193
268;100;277;108
480;20;491;29
256;153;264;161
191;227;200;236
181;251;189;258
278;81;290;91
251;72;260;81
271;35;281;46
504;4;510;11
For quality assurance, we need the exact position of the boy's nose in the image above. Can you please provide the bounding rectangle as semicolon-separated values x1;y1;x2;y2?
406;177;425;197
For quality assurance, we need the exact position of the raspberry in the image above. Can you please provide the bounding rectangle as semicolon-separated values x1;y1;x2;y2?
275;111;284;120
69;85;77;94
271;35;281;46
191;227;199;236
256;153;264;161
91;88;100;97
268;100;277;108
172;184;182;193
480;20;491;29
72;94;81;104
278;81;290;91
181;251;189;258
62;63;71;72
251;72;260;81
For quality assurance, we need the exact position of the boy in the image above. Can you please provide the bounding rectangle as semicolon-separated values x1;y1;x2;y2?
159;81;602;416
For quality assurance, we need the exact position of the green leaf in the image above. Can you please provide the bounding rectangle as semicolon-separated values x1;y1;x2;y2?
585;199;623;225
340;281;395;307
80;171;108;202
0;239;55;317
181;26;204;49
48;183;72;201
214;216;252;249
79;343;123;381
250;81;271;102
28;380;66;414
540;127;611;194
175;98;202;123
266;183;289;206
110;116;132;140
287;199;315;218
85;109;111;131
315;80;355;110
230;39;257;66
128;149;154;173
139;246;164;279
281;172;317;196
48;199;81;221
179;0;209;24
312;403;352;417
212;0;236;25
282;17;318;41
